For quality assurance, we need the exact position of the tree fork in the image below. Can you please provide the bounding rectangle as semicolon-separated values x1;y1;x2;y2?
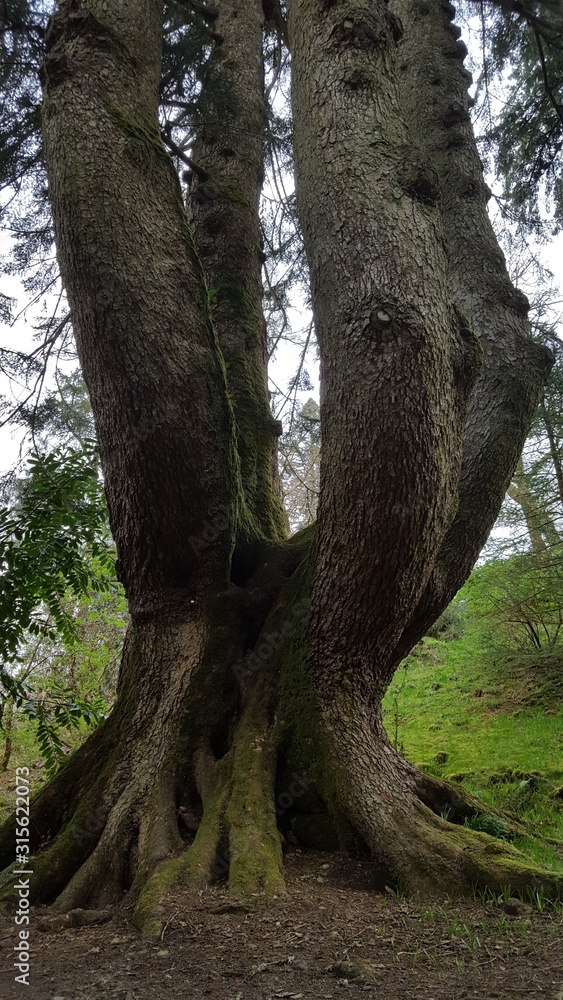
2;0;562;929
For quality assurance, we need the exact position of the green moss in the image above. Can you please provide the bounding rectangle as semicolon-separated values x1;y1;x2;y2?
410;817;563;900
108;105;167;155
132;854;186;938
222;590;292;896
227;793;285;897
226;714;285;898
133;762;231;936
464;840;563;900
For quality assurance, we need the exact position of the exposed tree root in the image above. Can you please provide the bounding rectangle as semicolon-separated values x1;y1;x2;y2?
133;646;286;938
393;796;562;900
131;748;285;938
320;705;563;902
412;768;536;839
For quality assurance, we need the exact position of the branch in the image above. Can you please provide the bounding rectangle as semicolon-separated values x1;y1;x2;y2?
534;29;563;131
161;129;208;180
468;0;563;43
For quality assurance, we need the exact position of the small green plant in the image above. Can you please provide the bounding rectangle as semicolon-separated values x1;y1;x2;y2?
419;906;437;925
524;883;563;911
463;926;481;952
394;874;406;901
447;916;482;951
499;884;514;903
463;813;512;841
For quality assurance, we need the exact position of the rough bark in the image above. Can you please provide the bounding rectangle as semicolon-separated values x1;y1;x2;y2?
186;0;286;545
389;0;553;660
286;0;556;894
41;0;237;606
288;0;480;688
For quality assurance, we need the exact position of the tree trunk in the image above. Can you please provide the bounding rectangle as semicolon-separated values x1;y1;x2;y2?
0;0;560;934
1;698;13;773
388;0;553;658
507;458;558;554
286;0;555;894
185;0;286;547
540;396;563;510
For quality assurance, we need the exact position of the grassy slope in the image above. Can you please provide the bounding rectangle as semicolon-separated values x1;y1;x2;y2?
383;638;563;874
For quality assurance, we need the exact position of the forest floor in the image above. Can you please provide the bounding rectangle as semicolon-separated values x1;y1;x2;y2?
1;848;562;1000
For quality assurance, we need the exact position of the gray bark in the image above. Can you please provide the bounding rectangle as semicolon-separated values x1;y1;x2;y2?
42;0;236;608
285;0;553;891
2;0;557;917
186;0;286;543
287;0;479;700
389;0;553;661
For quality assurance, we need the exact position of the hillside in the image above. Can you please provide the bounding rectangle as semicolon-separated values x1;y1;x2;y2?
383;637;563;876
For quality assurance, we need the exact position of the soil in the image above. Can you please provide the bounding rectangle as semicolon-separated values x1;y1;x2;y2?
0;849;561;1000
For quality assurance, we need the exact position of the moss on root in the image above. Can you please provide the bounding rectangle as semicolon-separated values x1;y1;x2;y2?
226;715;285;899
383;800;563;901
133;600;291;938
132;741;284;938
4;520;560;929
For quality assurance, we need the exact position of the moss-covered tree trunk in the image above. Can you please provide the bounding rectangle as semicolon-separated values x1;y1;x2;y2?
0;0;560;936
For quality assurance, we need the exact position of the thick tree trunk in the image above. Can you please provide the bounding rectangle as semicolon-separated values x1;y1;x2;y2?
186;0;286;546
288;0;479;682
286;0;555;893
41;0;238;607
389;0;553;658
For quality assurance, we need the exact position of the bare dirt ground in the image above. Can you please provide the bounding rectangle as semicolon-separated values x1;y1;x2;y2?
0;849;561;1000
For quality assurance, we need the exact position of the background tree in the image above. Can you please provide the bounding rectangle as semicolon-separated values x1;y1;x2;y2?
279;397;320;531
0;0;561;935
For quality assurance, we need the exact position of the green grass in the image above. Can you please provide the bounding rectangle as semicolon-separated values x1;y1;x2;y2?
383;637;563;871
